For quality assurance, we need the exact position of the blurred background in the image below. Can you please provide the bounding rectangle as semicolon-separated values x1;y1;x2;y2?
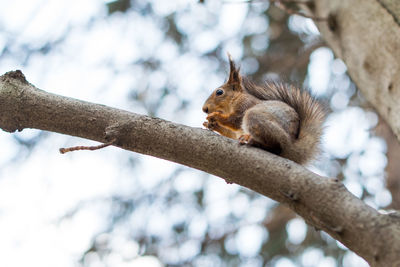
0;0;397;266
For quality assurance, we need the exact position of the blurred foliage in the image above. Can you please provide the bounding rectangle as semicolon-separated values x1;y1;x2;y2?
0;0;395;267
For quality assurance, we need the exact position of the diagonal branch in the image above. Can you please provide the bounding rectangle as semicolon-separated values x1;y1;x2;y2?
1;70;400;266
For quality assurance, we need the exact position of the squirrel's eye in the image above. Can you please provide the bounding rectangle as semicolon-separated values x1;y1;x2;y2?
216;89;224;96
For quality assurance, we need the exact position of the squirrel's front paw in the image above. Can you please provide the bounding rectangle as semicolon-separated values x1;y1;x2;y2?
203;121;212;129
206;111;221;122
203;120;218;130
205;112;221;129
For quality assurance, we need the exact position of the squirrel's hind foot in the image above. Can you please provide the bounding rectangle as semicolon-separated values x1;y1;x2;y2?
238;134;252;145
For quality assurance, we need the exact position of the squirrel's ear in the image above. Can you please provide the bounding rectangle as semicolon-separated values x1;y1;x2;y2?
227;53;242;89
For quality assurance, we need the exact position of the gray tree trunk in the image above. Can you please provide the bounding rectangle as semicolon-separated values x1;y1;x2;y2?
312;0;400;140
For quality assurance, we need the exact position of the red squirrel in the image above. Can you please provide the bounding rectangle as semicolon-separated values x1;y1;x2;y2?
202;55;326;164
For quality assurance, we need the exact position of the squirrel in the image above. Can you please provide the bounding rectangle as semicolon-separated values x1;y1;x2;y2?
202;55;326;165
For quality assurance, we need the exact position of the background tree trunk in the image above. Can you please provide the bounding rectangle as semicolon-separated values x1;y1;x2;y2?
312;0;400;140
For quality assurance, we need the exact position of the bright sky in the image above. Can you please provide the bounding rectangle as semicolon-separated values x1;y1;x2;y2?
0;0;382;266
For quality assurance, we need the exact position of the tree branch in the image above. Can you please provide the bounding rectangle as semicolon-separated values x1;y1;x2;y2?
1;70;400;266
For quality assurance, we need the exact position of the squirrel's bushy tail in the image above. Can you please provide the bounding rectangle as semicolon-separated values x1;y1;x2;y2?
244;80;326;164
268;83;326;164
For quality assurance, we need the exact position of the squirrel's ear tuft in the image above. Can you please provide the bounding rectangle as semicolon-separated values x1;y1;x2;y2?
227;53;241;89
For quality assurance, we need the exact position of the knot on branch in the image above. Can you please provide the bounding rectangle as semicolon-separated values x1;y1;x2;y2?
280;189;299;202
1;70;29;84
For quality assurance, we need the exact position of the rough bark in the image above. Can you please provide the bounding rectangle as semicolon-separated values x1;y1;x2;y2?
312;0;400;141
1;71;400;266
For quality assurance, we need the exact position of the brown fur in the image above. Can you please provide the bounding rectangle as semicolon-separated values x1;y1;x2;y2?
242;79;326;163
202;57;326;164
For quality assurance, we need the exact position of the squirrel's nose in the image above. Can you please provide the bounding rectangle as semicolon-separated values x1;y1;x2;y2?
202;105;209;114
